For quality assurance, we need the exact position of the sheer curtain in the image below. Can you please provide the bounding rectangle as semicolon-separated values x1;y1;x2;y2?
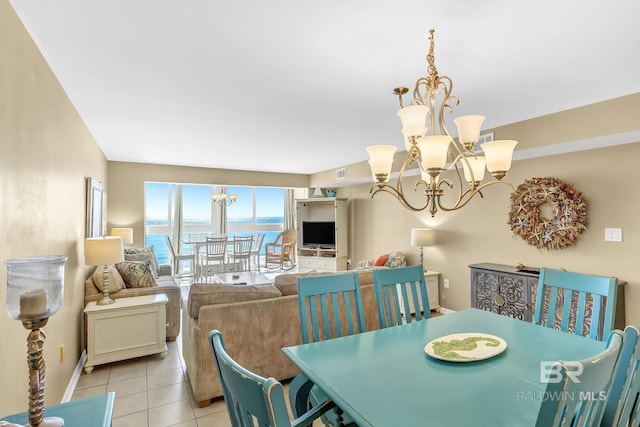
172;184;184;253
284;189;296;263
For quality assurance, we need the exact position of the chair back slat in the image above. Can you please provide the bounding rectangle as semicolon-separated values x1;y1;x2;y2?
297;272;366;344
533;268;618;340
535;330;623;427
372;265;431;328
603;325;640;426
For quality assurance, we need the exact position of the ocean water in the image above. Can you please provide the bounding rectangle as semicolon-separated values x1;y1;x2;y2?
145;216;284;265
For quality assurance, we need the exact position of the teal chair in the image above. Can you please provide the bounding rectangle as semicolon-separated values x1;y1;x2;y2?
208;330;337;427
372;265;431;328
291;272;365;426
533;268;618;340
602;325;640;426
535;330;624;427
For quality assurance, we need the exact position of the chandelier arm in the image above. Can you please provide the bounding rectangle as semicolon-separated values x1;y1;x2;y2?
370;184;431;212
436;180;514;212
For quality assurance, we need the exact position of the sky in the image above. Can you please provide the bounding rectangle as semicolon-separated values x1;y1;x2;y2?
145;183;285;221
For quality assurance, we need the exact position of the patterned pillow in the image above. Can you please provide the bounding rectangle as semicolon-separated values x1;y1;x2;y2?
92;265;126;293
124;247;160;275
385;251;406;268
124;252;159;278
116;261;158;288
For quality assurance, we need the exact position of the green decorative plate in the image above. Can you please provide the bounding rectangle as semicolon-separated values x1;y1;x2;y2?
424;333;507;362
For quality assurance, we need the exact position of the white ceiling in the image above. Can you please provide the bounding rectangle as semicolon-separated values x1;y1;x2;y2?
9;0;640;175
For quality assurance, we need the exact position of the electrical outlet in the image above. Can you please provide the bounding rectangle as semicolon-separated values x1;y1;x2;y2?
443;279;450;288
346;259;351;266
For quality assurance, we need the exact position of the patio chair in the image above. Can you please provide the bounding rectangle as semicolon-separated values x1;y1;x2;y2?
372;265;431;328
533;267;618;340
164;235;195;278
208;330;337;427
265;229;296;269
602;325;640;426
535;329;623;427
290;272;364;426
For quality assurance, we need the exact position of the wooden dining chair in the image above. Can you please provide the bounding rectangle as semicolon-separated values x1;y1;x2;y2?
208;330;337;427
249;232;265;272
164;235;195;278
228;235;253;272
535;329;623;427
602;325;640;427
372;265;431;328
533;267;618;340
290;272;364;426
200;235;227;275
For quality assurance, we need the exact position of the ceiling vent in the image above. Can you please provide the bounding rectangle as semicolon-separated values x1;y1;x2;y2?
336;168;346;180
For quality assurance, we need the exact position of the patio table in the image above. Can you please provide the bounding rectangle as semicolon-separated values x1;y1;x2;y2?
282;308;605;426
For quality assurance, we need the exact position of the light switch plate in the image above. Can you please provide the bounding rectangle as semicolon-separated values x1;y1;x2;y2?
604;228;622;242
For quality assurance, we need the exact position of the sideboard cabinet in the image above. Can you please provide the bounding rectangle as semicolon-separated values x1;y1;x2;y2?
469;263;626;334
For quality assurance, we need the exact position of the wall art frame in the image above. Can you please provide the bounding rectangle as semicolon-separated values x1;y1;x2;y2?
86;177;107;237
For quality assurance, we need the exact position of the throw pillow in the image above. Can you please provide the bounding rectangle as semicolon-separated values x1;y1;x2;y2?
124;252;159;278
372;254;390;266
385;251;406;268
92;265;126;294
116;261;158;288
124;247;160;275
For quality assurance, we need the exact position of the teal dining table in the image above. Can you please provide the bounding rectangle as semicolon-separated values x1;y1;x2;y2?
282;308;606;427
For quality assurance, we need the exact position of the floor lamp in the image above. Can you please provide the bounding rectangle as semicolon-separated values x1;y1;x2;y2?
410;228;434;271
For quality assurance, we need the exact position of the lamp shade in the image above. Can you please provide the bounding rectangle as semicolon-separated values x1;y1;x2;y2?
454;115;485;145
410;228;434;247
85;236;124;265
481;139;518;173
367;145;397;182
110;227;133;245
417;135;452;170
397;105;429;137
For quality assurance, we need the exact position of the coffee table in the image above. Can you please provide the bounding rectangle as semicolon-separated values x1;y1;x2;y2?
211;271;273;286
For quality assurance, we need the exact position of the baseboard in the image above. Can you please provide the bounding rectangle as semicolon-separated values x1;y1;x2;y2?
61;350;87;403
438;307;456;315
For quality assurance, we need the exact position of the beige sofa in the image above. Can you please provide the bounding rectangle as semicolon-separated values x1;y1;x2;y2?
84;264;181;341
181;270;381;407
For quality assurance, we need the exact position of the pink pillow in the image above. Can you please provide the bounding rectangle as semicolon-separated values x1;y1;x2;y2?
372;254;390;266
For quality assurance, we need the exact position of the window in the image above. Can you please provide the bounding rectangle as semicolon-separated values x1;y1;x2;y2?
144;183;286;265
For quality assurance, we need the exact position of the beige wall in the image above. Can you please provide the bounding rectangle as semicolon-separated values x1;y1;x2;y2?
316;95;640;326
107;162;309;246
1;0;108;415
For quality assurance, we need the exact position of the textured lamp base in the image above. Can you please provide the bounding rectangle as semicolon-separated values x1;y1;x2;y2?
96;265;115;305
96;295;115;306
26;416;64;426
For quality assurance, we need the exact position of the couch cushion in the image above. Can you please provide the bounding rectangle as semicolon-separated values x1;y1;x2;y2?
372;254;389;266
91;265;126;293
187;283;282;319
385;251;406;268
116;261;158;288
124;247;160;275
124;252;159;278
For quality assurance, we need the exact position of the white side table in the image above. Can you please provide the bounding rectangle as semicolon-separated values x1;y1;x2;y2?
84;294;168;374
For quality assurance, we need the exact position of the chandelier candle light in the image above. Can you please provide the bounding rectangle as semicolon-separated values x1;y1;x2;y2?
5;255;68;427
211;193;238;206
367;29;518;217
84;236;125;305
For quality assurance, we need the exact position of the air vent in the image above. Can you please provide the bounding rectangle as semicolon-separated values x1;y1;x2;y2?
336;168;346;180
478;132;494;144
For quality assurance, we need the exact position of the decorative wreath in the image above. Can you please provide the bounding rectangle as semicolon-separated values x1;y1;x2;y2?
507;177;587;251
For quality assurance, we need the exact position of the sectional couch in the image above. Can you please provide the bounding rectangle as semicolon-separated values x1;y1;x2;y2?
181;270;381;407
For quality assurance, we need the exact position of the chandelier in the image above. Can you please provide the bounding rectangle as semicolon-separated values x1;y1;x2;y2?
367;29;518;217
212;193;238;206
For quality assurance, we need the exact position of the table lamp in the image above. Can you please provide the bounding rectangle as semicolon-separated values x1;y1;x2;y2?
410;228;434;270
110;227;133;245
85;236;124;305
5;255;68;427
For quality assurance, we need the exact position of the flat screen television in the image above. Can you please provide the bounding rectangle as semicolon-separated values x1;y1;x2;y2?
302;221;335;248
